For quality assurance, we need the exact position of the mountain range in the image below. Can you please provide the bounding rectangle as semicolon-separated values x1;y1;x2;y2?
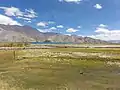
0;24;108;44
108;40;120;43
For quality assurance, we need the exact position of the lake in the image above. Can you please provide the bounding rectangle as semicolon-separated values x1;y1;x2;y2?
31;42;73;44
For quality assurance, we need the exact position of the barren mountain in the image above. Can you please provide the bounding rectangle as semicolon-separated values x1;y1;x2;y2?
0;24;108;44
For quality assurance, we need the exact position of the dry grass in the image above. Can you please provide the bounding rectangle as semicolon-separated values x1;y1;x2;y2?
0;48;120;90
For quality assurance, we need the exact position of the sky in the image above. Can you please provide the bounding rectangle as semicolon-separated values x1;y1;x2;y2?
0;0;120;41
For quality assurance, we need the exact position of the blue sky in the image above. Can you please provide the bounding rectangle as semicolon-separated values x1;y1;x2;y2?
0;0;120;40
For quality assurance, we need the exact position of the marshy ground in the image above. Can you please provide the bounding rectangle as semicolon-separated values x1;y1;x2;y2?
0;46;120;90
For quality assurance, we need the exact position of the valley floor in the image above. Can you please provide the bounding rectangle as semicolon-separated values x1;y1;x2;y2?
0;46;120;90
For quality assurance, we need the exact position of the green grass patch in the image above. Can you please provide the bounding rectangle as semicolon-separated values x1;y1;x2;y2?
50;48;120;54
0;48;120;90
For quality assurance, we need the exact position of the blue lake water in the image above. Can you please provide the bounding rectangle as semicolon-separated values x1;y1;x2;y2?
31;42;73;44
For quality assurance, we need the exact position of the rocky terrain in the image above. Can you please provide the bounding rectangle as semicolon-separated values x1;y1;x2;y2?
0;24;108;44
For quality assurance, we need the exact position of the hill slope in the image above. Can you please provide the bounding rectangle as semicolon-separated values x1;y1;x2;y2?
0;24;107;44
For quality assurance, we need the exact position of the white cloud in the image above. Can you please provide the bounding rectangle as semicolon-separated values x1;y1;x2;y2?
48;21;55;24
57;25;64;28
94;4;102;9
89;27;120;41
66;28;78;32
50;27;57;30
37;21;55;27
17;16;31;21
37;29;46;32
24;9;37;18
59;0;82;4
0;6;37;22
64;34;72;36
27;21;32;23
37;22;48;27
78;35;85;37
0;14;22;26
37;28;52;33
77;26;81;28
95;28;109;34
99;24;107;28
0;7;23;17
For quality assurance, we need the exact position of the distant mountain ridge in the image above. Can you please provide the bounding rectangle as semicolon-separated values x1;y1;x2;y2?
0;24;108;44
108;40;120;43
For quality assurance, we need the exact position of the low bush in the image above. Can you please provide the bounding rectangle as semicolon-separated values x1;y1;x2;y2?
0;42;30;47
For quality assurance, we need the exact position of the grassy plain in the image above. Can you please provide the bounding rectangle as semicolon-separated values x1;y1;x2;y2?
0;46;120;90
